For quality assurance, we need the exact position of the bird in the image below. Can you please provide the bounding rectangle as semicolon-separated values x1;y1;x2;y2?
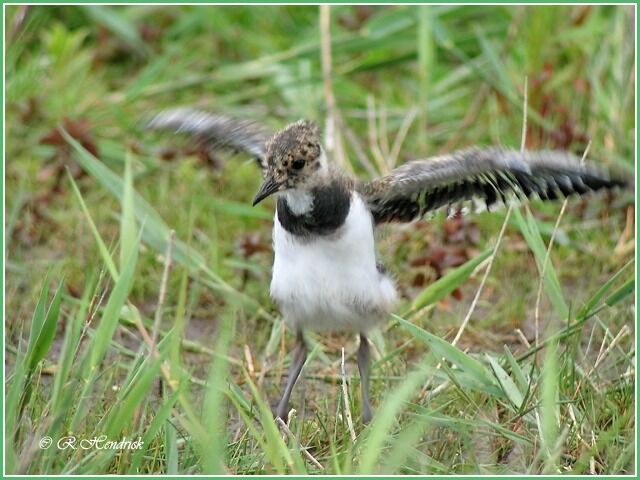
147;107;628;423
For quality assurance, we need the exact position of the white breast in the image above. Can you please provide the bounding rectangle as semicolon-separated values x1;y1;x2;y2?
270;192;397;332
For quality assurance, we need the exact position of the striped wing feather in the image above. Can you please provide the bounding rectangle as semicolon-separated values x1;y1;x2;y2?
360;147;626;224
146;108;273;170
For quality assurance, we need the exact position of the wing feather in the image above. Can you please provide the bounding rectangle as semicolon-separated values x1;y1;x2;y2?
360;147;627;224
146;108;273;170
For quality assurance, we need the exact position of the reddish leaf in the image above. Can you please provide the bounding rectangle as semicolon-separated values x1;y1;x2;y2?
40;117;99;158
451;288;464;301
237;233;270;258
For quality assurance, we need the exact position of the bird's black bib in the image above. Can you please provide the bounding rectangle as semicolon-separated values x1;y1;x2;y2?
277;183;351;237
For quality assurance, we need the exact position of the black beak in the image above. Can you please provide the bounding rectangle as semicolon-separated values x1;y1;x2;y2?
252;176;280;206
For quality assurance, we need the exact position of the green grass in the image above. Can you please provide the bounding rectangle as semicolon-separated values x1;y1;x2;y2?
5;5;635;475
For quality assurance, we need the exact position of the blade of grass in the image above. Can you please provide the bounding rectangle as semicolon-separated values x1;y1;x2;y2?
79;5;148;58
200;313;233;474
86;232;140;375
104;356;163;439
68;171;119;281
409;248;492;313
379;414;436;474
5;184;27;253
408;404;532;444
170;225;192;368
394;315;496;390
5;345;27;473
120;150;136;272
604;277;634;307
486;354;524;409
26;278;64;371
512;207;569;319
578;259;633;318
25;270;51;367
244;373;306;474
51;271;95;414
227;382;288;473
164;419;179;475
358;365;430;473
502;345;529;394
417;5;434;153
539;340;560;462
128;380;187;473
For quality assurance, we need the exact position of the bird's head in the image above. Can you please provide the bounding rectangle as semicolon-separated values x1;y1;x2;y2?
252;120;327;205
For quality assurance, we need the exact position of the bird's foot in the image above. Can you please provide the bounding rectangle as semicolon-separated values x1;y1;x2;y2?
274;402;291;423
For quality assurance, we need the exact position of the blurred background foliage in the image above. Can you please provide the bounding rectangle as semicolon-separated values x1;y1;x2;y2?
5;4;635;475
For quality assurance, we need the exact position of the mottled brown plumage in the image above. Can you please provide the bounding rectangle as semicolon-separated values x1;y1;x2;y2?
264;120;325;190
266;120;321;170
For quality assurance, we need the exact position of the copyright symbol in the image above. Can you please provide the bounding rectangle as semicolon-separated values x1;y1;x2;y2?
39;436;53;449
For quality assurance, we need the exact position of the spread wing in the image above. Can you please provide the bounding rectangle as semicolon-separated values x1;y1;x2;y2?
360;147;627;224
146;108;273;170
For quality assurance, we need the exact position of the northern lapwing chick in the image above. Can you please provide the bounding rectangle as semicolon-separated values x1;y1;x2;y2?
148;108;628;423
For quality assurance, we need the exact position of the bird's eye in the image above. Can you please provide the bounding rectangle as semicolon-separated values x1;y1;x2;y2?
292;159;306;170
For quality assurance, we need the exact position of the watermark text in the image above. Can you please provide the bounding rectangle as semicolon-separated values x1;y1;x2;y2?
39;435;144;451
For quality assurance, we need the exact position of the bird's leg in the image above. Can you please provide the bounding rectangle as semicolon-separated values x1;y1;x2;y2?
357;333;373;423
275;330;307;420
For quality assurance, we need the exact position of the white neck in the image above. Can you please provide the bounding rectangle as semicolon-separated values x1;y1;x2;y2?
283;189;314;215
279;149;331;215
